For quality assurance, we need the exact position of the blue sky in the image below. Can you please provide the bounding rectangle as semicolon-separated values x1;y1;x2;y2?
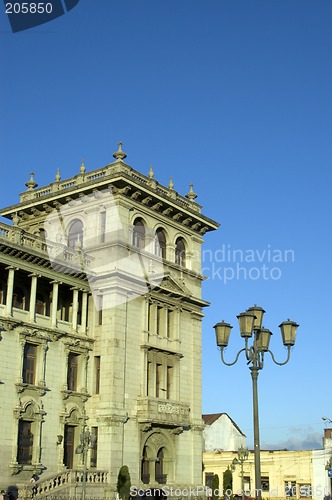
1;0;331;450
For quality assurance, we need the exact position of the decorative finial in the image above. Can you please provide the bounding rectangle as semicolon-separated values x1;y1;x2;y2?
25;172;38;191
55;168;61;182
168;176;174;190
12;212;19;226
185;184;197;201
113;141;127;161
148;164;154;179
80;160;86;174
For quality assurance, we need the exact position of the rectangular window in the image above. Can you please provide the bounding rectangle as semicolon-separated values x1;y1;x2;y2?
285;481;296;497
244;477;251;492
147;303;153;332
157;306;162;336
67;353;78;391
98;295;103;325
17;420;33;464
156;363;162;397
299;485;312;497
64;424;75;469
205;473;214;488
166;366;172;399
90;427;98;467
166;309;172;338
94;356;101;394
261;477;269;492
147;361;151;396
23;343;37;385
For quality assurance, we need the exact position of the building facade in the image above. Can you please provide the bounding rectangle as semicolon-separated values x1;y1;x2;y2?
203;426;332;500
0;144;219;498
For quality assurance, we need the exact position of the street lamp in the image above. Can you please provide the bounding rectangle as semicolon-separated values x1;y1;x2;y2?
322;417;332;424
232;446;249;500
214;306;299;500
75;426;97;500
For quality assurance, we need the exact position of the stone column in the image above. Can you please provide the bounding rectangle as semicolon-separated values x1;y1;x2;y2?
5;267;15;316
63;347;70;390
80;291;88;334
150;303;157;335
29;274;38;322
18;339;25;384
39;342;48;387
72;289;79;332
50;281;59;327
83;353;89;393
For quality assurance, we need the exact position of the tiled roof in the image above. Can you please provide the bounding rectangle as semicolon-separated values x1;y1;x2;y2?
202;412;246;437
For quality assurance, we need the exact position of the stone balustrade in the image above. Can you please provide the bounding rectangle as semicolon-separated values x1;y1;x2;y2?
18;161;201;213
17;469;109;499
0;222;91;272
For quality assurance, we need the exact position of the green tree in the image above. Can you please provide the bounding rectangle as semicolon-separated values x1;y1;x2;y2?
223;467;233;495
117;465;131;500
212;473;220;500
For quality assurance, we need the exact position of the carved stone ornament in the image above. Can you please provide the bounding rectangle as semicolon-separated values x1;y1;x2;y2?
15;383;47;397
141;423;152;433
61;389;91;403
171;426;184;435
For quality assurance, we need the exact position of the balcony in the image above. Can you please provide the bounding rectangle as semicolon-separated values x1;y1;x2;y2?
0;222;91;278
137;397;190;427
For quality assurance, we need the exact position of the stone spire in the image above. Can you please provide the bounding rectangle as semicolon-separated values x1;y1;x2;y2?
25;172;38;190
113;142;127;161
185;184;197;201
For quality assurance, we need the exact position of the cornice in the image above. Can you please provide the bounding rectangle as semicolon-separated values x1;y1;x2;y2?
1;160;219;236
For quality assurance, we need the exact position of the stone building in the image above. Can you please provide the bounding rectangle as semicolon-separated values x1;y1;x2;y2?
203;419;332;500
0;144;219;498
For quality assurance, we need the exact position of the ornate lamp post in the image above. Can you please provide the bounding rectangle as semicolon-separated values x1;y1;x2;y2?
75;426;97;500
232;446;249;500
214;306;299;500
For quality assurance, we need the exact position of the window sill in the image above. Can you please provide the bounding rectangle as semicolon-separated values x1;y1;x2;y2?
9;462;43;475
61;389;90;402
15;382;47;396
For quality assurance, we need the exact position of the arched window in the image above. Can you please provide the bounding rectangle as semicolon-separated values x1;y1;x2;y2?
155;228;166;258
17;419;34;465
155;448;166;484
68;219;83;249
13;287;25;310
132;218;145;249
141;446;150;484
175;237;186;267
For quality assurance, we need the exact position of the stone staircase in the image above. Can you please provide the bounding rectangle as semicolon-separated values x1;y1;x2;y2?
17;469;110;499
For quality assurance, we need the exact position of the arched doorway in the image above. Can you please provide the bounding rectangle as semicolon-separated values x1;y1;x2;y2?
140;430;175;485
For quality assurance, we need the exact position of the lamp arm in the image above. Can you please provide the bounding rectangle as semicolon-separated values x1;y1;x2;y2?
220;347;246;366
267;346;291;366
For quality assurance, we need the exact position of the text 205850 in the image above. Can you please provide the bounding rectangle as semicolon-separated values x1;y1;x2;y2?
5;3;53;14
